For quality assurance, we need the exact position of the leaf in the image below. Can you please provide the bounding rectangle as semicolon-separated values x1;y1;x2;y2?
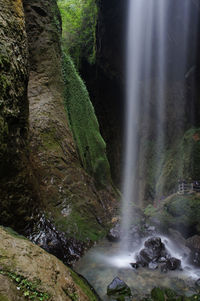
24;291;30;296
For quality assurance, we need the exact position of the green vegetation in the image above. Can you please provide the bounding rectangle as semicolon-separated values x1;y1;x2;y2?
62;53;111;187
1;226;27;240
58;0;98;67
0;270;50;301
140;287;200;301
69;269;99;301
54;205;107;241
144;193;200;234
156;128;200;198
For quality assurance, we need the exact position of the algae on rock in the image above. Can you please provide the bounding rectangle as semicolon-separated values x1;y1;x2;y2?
62;53;112;188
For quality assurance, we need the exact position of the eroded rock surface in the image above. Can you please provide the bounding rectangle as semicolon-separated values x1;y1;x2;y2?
0;0;39;231
22;0;117;259
0;227;100;301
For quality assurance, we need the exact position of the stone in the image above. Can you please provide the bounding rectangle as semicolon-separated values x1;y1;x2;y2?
107;277;131;299
130;263;139;269
166;257;181;270
160;263;168;273
148;262;158;270
189;250;200;267
107;223;121;242
195;278;200;287
187;235;200;251
139;237;165;264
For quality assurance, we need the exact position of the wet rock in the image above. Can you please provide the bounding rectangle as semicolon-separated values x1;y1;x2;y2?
158;257;167;263
187;235;200;251
195;278;200;287
130;263;139;269
138;237;166;264
160;263;168;273
107;223;121;242
187;235;200;267
134;236;181;272
166;257;181;270
148;262;158;270
189;250;200;267
28;214;87;265
107;277;131;300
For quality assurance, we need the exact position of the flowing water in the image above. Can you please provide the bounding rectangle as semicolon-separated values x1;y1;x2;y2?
74;236;200;300
121;0;199;240
74;0;200;299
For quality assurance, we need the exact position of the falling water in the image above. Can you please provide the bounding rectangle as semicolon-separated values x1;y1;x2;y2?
74;1;200;298
121;0;199;244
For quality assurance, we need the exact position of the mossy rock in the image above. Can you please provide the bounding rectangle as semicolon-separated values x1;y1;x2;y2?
62;53;112;188
151;288;165;301
156;128;200;198
145;193;200;235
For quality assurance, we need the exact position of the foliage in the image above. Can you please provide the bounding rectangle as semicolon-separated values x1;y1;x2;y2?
62;53;111;188
0;269;49;300
58;0;98;67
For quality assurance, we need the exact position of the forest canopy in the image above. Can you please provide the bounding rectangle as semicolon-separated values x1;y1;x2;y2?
58;0;98;67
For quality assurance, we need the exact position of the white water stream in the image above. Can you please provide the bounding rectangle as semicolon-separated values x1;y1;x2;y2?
121;0;199;243
74;1;200;299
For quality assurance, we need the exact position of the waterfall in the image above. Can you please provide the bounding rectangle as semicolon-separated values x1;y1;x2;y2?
121;0;199;247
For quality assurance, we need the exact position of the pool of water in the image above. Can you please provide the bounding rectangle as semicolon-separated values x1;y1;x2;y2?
74;237;200;300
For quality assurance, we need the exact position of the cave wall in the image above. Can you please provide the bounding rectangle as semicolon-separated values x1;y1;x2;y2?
80;0;127;186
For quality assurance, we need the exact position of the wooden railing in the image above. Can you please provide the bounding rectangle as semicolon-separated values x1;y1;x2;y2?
178;182;200;194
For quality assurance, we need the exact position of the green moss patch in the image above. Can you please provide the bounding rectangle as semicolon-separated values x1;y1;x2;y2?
53;206;107;242
69;269;99;301
62;53;111;188
0;270;50;301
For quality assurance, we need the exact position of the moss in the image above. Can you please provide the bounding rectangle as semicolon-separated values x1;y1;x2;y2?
0;270;50;301
53;207;107;242
69;269;99;301
62;53;112;187
146;193;200;235
1;226;27;241
151;288;165;301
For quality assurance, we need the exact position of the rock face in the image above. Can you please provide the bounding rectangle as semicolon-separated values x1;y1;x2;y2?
0;0;117;264
0;0;39;231
0;227;100;301
80;0;126;186
22;0;116;260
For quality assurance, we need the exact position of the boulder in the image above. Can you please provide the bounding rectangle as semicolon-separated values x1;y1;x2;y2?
187;235;200;267
166;257;181;270
187;235;200;251
132;236;182;272
107;277;131;300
